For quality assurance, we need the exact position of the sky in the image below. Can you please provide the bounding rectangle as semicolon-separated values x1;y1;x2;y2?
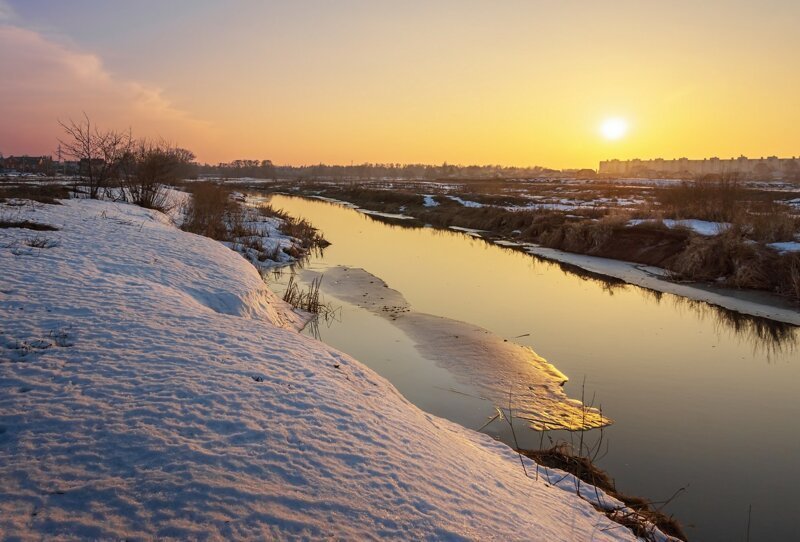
1;0;799;169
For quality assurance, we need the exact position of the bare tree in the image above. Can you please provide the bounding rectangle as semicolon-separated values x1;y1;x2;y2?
58;115;133;198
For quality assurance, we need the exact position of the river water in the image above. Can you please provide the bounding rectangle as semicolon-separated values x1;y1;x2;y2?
261;194;799;541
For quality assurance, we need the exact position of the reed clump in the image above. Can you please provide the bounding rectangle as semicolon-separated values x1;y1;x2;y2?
282;274;337;318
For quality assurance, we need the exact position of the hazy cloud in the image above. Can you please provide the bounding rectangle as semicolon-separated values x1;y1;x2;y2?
0;1;14;21
0;24;208;155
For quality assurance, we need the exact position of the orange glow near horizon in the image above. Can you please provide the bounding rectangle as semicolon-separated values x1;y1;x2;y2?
1;2;800;169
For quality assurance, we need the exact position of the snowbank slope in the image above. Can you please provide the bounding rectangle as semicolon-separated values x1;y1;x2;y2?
1;199;641;540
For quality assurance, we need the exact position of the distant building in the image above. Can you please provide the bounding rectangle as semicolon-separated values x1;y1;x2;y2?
79;158;106;176
0;155;54;175
599;156;800;180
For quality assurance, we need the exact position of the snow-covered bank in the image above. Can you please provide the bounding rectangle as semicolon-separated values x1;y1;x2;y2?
626;218;731;236
511;243;800;326
0;198;667;540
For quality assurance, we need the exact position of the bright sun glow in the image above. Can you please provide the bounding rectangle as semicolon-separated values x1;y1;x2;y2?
600;117;628;140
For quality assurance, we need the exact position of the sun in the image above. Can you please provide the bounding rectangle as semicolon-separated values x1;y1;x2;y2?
600;117;629;140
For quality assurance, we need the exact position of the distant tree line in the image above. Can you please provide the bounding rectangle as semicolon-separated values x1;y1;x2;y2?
197;161;558;180
197;160;276;179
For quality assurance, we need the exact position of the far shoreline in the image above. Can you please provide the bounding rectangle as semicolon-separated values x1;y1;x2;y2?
260;191;800;327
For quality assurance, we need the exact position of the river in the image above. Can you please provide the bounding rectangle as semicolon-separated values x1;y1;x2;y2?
260;194;799;541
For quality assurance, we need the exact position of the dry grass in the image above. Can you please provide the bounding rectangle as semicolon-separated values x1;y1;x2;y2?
0;219;59;231
182;184;328;266
23;235;59;249
670;231;800;301
281;274;337;317
0;183;71;204
257;204;329;249
745;202;799;242
656;177;745;222
181;182;239;240
520;444;687;541
672;230;771;287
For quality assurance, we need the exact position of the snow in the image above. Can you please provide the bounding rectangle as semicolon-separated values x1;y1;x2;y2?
422;194;439;207
448;225;486;237
358;209;415;220
446;195;484;208
784;197;800;210
628;218;730;236
0;197;663;540
506;197;646;213
309;194;359;208
768;241;800;253
494;239;524;247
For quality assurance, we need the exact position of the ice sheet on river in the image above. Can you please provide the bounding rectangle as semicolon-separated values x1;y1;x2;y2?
304;266;609;431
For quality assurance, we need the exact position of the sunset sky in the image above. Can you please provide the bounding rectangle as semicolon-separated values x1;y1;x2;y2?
1;0;799;169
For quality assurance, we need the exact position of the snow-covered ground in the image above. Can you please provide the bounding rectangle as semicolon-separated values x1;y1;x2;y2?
447;195;484;208
0;198;671;540
627;218;731;236
508;197;647;213
768;241;800;254
448;225;487;237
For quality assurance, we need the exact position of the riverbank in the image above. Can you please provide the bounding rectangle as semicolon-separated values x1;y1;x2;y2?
257;189;799;326
517;244;800;325
0;196;676;540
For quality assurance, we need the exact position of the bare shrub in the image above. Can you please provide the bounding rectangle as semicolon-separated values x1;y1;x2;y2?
120;141;196;212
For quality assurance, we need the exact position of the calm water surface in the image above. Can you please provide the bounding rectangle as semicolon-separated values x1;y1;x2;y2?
262;194;799;542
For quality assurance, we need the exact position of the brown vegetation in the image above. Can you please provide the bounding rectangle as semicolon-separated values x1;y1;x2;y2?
0;219;59;231
181;183;327;265
256;204;329;250
520;444;687;541
656;176;745;222
0;183;71;204
181;182;238;240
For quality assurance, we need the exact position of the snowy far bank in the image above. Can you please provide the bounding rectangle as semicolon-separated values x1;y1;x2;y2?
0;198;674;540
